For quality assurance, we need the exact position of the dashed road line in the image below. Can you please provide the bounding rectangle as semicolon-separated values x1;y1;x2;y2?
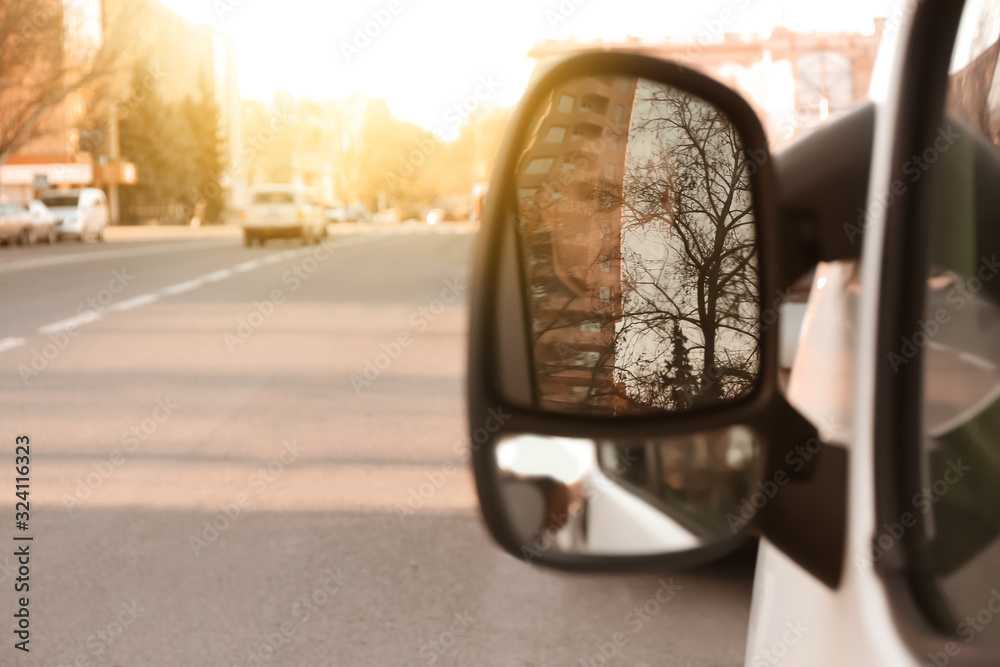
202;268;234;282
0;338;26;354
38;312;101;335
108;293;161;313
0;239;233;274
160;278;205;296
233;260;261;273
3;234;389;356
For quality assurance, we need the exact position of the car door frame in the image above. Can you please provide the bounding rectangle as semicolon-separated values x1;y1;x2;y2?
871;0;1000;663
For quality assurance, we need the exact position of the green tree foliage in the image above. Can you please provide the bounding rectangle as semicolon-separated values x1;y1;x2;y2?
183;76;227;222
663;321;697;409
241;96;509;213
118;62;225;224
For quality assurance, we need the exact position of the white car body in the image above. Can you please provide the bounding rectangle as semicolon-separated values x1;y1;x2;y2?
0;202;30;244
745;9;954;665
27;200;58;243
42;188;109;242
241;184;326;244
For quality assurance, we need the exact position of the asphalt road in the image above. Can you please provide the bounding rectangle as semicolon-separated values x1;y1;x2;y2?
0;226;754;666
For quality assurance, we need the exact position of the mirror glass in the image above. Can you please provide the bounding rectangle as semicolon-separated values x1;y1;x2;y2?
496;427;760;557
513;75;761;416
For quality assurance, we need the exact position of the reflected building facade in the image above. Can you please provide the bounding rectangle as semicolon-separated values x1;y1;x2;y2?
515;76;638;414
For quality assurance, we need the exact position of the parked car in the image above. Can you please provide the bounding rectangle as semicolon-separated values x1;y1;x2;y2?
372;208;401;225
41;188;109;242
466;4;1000;665
0;202;31;246
344;202;371;223
27;200;58;244
424;208;447;225
240;184;327;246
423;208;457;225
325;201;348;224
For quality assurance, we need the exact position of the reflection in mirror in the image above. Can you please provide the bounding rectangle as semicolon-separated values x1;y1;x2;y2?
496;427;759;557
514;76;760;416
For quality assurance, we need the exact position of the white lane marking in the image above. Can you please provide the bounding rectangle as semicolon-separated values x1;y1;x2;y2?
959;351;997;371
331;235;388;247
160;278;205;296
3;234;393;355
0;337;26;353
108;293;160;313
38;311;101;335
233;260;261;273
202;268;233;282
928;341;998;371
154;236;384;300
365;226;477;236
929;380;1000;438
0;239;232;274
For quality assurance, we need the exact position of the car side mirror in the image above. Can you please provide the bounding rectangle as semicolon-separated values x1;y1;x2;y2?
467;52;846;587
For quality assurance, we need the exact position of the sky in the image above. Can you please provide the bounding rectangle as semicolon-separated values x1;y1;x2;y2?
157;0;893;132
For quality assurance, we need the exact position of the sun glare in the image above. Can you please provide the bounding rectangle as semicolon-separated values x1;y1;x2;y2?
158;0;892;133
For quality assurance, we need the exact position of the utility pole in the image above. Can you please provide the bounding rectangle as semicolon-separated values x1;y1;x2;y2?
108;104;120;225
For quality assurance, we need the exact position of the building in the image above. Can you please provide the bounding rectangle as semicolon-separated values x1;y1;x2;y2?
0;0;242;223
529;22;884;150
96;0;242;223
0;0;105;204
515;75;637;414
214;32;244;215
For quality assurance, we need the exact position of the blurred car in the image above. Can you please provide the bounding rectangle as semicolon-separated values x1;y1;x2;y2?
344;202;371;223
372;208;401;225
426;208;458;225
398;205;423;223
425;208;447;225
325;202;369;223
27;200;58;244
41;188;110;242
240;184;327;246
0;202;31;246
325;202;348;224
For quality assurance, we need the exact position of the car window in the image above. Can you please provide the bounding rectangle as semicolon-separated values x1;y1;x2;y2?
42;195;79;208
252;192;294;204
916;0;1000;639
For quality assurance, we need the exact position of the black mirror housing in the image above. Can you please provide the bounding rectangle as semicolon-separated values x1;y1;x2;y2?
467;51;846;588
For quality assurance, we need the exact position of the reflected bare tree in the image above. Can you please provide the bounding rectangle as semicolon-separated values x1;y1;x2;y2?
606;85;759;411
517;80;759;415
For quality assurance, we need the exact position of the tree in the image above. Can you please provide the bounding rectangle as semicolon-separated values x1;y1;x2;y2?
183;75;227;222
119;60;199;224
520;80;760;414
613;84;760;410
663;321;697;409
0;0;139;166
